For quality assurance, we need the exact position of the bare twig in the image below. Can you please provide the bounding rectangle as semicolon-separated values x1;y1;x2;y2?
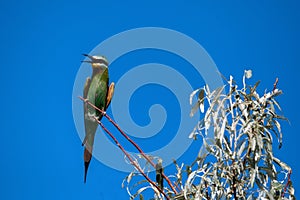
78;96;178;194
204;181;210;200
281;170;292;198
95;117;170;200
173;181;181;192
273;77;279;92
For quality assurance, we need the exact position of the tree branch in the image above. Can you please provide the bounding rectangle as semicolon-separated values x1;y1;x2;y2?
273;77;279;92
79;96;178;195
95;118;169;199
282;170;292;198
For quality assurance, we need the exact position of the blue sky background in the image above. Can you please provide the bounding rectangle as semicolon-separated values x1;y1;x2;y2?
0;0;299;199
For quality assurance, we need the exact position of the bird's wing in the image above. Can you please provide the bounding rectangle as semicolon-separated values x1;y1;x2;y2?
82;77;91;146
93;74;108;115
84;77;91;99
106;82;115;109
82;77;98;183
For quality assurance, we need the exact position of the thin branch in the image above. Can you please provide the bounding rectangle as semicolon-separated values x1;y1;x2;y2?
204;180;210;200
232;169;237;200
173;181;181;192
78;96;178;194
281;170;292;198
273;77;279;92
95;117;170;200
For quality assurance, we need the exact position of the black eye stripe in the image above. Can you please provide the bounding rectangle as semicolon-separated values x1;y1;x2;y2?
102;60;108;66
94;59;108;66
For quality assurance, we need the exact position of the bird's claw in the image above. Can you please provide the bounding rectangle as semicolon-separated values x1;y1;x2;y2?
92;116;99;122
86;113;98;122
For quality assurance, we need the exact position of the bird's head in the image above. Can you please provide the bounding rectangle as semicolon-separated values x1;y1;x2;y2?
82;54;109;70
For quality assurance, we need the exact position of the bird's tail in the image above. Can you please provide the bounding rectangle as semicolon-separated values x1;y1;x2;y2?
83;147;92;183
82;120;97;183
81;136;87;146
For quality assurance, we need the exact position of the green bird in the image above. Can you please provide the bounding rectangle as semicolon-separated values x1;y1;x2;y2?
81;54;115;183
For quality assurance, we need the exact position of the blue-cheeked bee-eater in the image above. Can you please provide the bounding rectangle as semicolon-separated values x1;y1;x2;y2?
81;54;114;183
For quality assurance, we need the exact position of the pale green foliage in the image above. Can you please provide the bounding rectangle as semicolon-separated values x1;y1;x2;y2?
122;156;171;200
186;70;294;199
124;71;295;200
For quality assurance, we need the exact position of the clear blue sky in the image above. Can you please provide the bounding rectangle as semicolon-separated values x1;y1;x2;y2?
0;1;299;199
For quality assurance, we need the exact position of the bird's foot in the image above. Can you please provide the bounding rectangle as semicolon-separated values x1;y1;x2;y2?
87;113;98;122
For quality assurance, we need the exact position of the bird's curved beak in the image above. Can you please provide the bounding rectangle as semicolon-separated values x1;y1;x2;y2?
82;53;92;58
81;60;92;63
82;53;93;63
